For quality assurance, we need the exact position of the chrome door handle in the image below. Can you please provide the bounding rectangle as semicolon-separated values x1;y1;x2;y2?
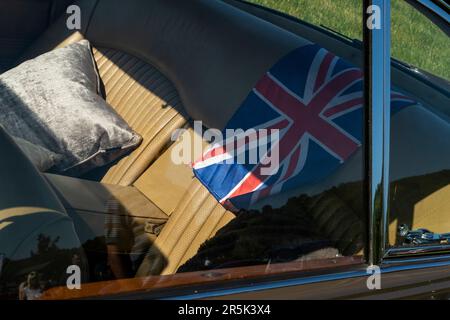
398;224;450;245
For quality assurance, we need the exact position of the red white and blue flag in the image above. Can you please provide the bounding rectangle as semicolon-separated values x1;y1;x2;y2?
193;44;416;211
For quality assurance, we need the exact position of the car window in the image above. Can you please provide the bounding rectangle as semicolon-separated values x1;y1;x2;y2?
391;0;449;81
21;1;447;300
38;1;366;299
247;0;363;40
142;35;367;275
388;4;450;248
6;0;448;300
247;0;449;80
157;2;367;276
1;0;383;300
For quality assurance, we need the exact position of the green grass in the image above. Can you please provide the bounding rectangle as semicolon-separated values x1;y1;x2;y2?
247;0;449;80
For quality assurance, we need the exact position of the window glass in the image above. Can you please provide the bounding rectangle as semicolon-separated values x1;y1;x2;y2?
149;3;367;275
391;0;449;80
1;0;366;299
247;0;363;40
248;0;449;80
388;4;450;247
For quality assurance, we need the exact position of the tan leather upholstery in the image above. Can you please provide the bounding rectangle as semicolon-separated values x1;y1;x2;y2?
389;171;450;246
136;179;235;276
134;128;207;215
92;47;188;186
134;129;236;275
44;174;168;221
44;173;169;261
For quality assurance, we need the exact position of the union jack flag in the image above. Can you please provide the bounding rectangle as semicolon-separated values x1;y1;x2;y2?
193;44;416;211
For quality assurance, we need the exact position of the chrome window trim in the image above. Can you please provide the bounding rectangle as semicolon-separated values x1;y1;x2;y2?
383;253;450;265
167;267;369;300
363;0;391;266
416;0;450;23
406;0;450;36
166;258;450;300
385;245;450;259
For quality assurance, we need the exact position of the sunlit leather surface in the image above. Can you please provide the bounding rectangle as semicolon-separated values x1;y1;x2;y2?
92;47;188;186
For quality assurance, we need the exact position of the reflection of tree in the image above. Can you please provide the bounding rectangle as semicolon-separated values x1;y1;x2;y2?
0;233;81;300
180;181;366;272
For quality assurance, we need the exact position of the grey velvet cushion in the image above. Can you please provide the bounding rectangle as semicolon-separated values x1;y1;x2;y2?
0;40;142;176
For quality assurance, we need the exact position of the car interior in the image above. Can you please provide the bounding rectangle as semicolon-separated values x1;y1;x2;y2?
0;0;449;297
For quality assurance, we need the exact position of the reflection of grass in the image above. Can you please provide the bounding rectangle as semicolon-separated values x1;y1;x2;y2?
247;0;449;80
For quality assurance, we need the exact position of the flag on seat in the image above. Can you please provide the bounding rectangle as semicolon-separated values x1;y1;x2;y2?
193;44;417;211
